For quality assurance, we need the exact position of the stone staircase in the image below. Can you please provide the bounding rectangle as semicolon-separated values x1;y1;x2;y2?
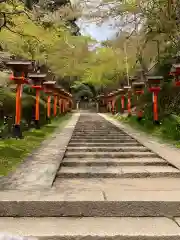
1;113;180;239
56;114;179;179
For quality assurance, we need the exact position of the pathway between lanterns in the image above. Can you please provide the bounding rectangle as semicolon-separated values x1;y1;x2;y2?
1;112;180;238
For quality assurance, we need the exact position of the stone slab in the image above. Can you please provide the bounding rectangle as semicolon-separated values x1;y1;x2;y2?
65;151;158;158
57;165;180;178
2;189;180;216
62;157;167;166
0;217;180;240
68;142;142;147
54;178;180;192
0;113;80;190
71;136;134;140
70;139;138;143
67;146;150;152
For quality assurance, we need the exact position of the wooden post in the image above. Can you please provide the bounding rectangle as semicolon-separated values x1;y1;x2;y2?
35;89;40;122
54;95;58;117
59;98;62;114
111;98;116;115
6;60;32;138
121;95;125;112
47;95;51;119
127;92;131;115
43;81;56;122
29;73;46;129
124;86;132;117
147;76;163;124
153;91;159;122
15;83;22;126
132;82;145;121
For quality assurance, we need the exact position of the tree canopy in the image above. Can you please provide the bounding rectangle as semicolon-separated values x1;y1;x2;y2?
1;0;180;94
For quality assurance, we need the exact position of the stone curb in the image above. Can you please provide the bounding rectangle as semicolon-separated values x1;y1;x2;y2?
99;113;180;170
0;113;80;190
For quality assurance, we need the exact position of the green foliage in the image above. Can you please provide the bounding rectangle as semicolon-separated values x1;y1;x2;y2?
118;114;180;145
71;82;94;100
0;114;71;176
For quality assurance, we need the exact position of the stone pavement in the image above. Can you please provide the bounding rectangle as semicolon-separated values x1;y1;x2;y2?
1;112;180;239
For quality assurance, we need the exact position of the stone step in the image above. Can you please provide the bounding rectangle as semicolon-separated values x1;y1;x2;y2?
70;139;137;143
73;132;128;137
71;136;134;140
67;146;150;152
2;190;180;216
57;166;180;178
68;142;142;147
53;178;180;192
0;217;180;239
73;132;126;134
65;151;158;158
61;157;167;167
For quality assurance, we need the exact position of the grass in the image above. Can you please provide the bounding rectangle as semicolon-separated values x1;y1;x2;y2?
113;114;180;148
0;114;72;176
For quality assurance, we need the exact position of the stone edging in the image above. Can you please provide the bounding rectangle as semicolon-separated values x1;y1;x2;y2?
0;113;80;190
99;113;180;171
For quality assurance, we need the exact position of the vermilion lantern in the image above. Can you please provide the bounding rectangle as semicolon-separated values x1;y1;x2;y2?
53;86;61;117
43;81;56;122
169;64;180;86
132;82;145;121
28;73;46;129
63;91;72;113
59;88;66;114
6;60;32;138
117;88;125;113
123;85;132;116
107;92;116;114
147;76;163;124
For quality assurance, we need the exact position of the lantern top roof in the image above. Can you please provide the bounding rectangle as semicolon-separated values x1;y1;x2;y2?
132;82;145;87
43;81;56;86
130;76;138;81
147;76;163;80
172;64;180;69
6;60;32;66
123;85;132;90
97;94;104;98
28;73;47;79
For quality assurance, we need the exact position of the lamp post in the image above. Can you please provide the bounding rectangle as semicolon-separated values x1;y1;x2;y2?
6;60;32;138
147;76;163;124
123;85;132;116
28;73;46;129
43;81;56;123
53;87;59;117
132;82;145;121
107;92;115;115
170;64;180;86
117;89;125;113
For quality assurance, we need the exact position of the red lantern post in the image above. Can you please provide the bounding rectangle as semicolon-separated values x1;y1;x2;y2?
123;86;132;116
106;93;114;114
170;64;180;86
132;82;145;121
147;76;163;124
43;81;56;122
62;99;65;113
59;98;62;114
53;88;59;117
28;73;46;129
6;60;32;138
117;89;125;113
